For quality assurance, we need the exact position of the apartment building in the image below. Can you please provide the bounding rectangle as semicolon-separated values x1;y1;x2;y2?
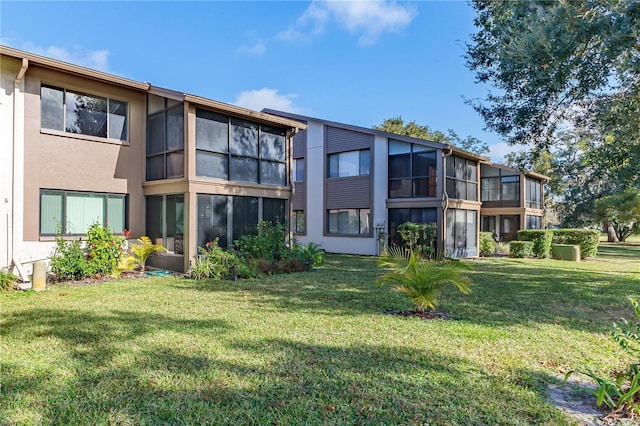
1;46;305;274
265;109;548;256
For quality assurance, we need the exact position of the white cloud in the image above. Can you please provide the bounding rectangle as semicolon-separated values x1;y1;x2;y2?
236;40;267;56
278;0;417;45
233;88;303;113
2;40;111;72
487;142;527;164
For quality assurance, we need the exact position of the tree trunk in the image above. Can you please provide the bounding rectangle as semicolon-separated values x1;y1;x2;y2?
605;221;619;243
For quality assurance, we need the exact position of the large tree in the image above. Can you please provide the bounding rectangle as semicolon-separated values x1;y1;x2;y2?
466;0;640;151
595;188;640;242
373;117;489;155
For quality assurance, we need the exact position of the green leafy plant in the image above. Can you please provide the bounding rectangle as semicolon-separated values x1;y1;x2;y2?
397;222;437;259
552;229;600;258
85;223;125;276
116;236;167;276
517;229;553;258
566;297;640;417
50;234;88;281
479;232;496;257
292;241;324;269
0;268;17;292
234;221;289;261
377;247;472;312
190;238;240;280
509;241;534;258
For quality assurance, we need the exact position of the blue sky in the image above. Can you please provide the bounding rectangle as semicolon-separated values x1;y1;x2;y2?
1;1;514;161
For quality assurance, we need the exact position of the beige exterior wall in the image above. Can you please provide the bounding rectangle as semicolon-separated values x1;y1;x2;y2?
22;65;147;246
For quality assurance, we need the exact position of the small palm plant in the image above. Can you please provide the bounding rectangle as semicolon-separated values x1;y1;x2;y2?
377;246;472;312
114;236;167;277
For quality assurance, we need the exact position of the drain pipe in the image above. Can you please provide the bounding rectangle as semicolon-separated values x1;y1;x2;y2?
10;58;28;272
441;146;453;256
287;126;300;242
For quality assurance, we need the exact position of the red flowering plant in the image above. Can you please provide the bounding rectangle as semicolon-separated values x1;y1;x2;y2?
85;223;125;276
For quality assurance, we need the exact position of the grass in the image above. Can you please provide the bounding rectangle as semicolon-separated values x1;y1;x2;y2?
2;243;639;425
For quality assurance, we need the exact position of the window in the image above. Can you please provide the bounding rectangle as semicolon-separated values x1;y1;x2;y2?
233;196;259;241
262;198;286;225
481;170;520;205
526;215;542;229
328;150;370;178
146;195;184;254
388;141;437;198
526;178;542;209
195;109;287;185
327;209;370;235
293;210;305;234
40;190;127;235
445;156;478;201
146;95;184;181
388;208;437;246
445;209;477;258
41;85;128;141
197;194;228;249
293;159;305;181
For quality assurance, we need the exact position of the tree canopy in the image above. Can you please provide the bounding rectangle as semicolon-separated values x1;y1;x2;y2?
466;0;639;150
595;188;640;242
373;117;489;155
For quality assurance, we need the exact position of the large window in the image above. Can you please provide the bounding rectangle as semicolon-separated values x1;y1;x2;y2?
196;109;287;186
41;85;128;141
40;190;126;235
445;156;478;201
526;178;542;209
327;209;370;235
481;168;520;205
293;210;305;234
197;194;229;249
328;150;370;178
263;198;287;225
146;195;184;254
388;208;437;246
388;140;437;198
445;209;477;258
147;95;184;181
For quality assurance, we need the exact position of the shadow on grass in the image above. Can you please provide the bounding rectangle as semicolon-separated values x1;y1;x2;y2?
597;243;640;260
2;336;567;425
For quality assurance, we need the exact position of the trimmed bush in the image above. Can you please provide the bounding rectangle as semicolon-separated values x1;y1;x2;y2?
479;232;496;257
517;229;553;258
552;229;600;258
509;241;534;258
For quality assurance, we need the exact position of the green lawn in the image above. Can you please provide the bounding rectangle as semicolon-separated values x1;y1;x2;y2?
2;243;639;425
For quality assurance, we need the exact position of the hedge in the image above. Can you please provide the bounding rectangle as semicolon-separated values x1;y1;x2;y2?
517;229;553;258
509;241;534;258
552;229;600;258
479;232;496;257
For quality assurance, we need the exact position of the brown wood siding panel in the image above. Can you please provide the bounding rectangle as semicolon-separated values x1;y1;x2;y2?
326;126;373;154
293;182;306;210
293;129;307;159
326;176;370;209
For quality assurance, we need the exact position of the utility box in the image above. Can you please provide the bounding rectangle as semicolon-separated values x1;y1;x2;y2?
32;261;47;291
551;244;581;262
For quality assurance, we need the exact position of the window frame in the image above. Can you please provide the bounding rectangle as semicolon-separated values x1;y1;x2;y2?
40;84;129;142
388;141;438;199
39;189;128;236
445;155;478;201
146;96;185;181
326;208;371;236
327;149;371;179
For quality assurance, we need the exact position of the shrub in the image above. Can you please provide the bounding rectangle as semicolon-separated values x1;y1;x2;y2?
517;229;553;258
479;232;496;257
116;236;167;276
86;223;125;276
234;221;289;261
397;222;437;259
377;247;472;312
509;241;534;258
50;235;88;281
552;229;600;258
292;241;325;268
190;238;240;280
495;241;510;256
0;269;17;292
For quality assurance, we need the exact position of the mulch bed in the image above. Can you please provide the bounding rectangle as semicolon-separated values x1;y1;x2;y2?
383;309;452;320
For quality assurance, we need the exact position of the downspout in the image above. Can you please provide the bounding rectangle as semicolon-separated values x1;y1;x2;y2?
441;146;453;257
287;127;300;241
11;58;28;269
